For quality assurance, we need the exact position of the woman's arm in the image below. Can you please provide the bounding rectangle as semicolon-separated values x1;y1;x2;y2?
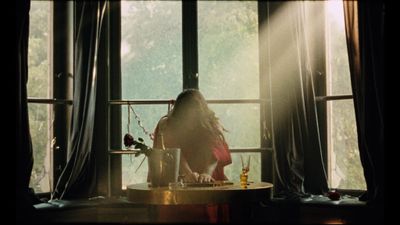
200;139;232;182
198;158;217;183
153;117;168;149
202;159;217;175
180;156;199;182
195;147;217;183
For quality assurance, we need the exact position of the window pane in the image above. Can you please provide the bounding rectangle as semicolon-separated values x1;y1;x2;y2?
325;1;365;190
328;100;366;190
28;1;52;193
28;1;51;98
124;153;263;186
121;1;182;100
224;153;261;182
28;104;52;193
120;103;261;187
209;104;260;148
198;1;259;99
121;104;169;188
120;104;169;146
122;154;149;189
326;1;352;95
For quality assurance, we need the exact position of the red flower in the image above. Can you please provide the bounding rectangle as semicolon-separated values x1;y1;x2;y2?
124;133;135;147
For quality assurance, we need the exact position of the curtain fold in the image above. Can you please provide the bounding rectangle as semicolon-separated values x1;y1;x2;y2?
269;1;328;198
53;1;107;199
16;0;35;221
343;1;385;205
16;0;33;209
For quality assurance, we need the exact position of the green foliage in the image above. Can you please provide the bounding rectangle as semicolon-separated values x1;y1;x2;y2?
198;1;259;100
121;1;182;100
26;1;365;192
28;1;51;193
27;1;50;98
326;6;366;190
120;1;261;186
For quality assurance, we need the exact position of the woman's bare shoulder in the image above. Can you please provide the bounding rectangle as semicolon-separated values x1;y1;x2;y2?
158;116;169;131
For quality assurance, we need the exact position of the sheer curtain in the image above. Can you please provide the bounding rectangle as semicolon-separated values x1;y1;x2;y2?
268;1;328;198
343;1;385;205
52;1;107;199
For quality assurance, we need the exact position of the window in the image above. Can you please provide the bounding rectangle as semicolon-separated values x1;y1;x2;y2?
198;1;261;183
324;1;366;190
28;1;52;193
118;0;264;189
120;0;183;188
27;1;73;194
113;0;366;193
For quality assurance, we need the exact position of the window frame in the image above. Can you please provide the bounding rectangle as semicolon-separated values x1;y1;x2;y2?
27;0;73;194
314;1;364;193
108;1;273;196
27;0;365;196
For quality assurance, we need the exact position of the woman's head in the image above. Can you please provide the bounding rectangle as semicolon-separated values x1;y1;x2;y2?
171;89;208;121
169;89;225;140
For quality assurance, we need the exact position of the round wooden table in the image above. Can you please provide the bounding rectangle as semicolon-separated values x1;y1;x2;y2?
127;182;273;222
127;182;273;205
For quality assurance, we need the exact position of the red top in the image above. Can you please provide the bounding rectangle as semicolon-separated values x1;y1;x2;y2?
153;117;232;181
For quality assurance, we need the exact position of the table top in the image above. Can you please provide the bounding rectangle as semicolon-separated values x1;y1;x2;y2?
127;182;273;205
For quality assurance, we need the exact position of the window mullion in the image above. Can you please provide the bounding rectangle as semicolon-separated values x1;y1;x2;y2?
182;1;198;90
109;0;122;197
258;1;273;183
52;0;74;190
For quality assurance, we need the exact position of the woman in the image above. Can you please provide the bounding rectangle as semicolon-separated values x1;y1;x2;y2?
152;89;232;183
151;89;232;223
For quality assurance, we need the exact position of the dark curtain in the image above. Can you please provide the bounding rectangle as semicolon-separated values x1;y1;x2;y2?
343;1;385;205
16;0;35;220
53;1;107;199
269;1;328;198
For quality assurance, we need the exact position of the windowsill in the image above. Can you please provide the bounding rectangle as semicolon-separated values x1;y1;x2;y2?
270;194;367;207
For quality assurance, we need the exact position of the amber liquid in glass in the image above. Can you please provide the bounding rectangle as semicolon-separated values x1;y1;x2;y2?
240;155;250;188
240;170;248;188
